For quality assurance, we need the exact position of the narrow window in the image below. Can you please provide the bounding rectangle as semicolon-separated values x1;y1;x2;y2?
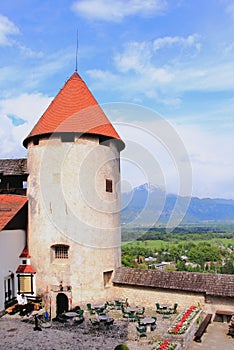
106;179;113;193
103;270;113;288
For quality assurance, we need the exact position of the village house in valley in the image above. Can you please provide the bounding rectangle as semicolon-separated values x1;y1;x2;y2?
0;71;234;319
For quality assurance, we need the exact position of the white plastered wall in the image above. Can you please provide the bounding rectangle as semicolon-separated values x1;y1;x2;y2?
0;229;25;313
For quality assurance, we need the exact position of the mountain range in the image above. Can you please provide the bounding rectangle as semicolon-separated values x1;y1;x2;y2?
121;183;234;226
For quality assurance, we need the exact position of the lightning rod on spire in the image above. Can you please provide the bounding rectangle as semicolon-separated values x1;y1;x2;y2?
75;29;78;72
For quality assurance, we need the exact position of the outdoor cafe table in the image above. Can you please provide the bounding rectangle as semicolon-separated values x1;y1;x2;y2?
65;312;79;324
141;317;155;332
160;304;171;309
93;304;105;309
65;312;79;317
98;315;108;322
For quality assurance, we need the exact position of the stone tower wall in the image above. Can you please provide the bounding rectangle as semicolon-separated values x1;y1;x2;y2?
27;133;121;306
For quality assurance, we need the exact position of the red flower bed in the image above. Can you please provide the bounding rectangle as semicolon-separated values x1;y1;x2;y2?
168;305;199;335
154;340;177;350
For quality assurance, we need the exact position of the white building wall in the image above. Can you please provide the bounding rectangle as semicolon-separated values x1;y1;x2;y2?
27;134;121;306
0;229;25;313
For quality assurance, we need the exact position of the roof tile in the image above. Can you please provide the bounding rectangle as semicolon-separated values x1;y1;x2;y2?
19;246;31;258
16;265;36;273
23;72;124;149
113;267;234;298
0;158;27;175
0;195;27;231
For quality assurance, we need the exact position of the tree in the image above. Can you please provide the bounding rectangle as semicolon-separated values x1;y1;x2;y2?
221;260;234;274
187;243;222;268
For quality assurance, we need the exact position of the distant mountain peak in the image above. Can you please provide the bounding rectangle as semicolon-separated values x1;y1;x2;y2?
132;182;164;194
121;182;234;225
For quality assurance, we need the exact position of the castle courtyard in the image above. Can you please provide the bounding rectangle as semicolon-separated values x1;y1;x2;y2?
0;308;233;350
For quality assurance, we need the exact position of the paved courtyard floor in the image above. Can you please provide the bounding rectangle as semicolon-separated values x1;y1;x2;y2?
188;322;234;350
1;309;233;350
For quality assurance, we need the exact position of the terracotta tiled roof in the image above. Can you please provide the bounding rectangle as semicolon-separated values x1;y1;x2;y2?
0;159;27;175
19;246;31;258
23;72;124;149
113;267;234;298
16;265;36;273
0;195;27;231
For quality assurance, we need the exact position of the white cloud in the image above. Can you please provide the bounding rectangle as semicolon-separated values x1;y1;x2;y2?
114;41;152;73
114;35;201;75
86;33;234;103
0;93;52;158
0;14;19;46
153;34;201;52
71;0;167;22
173;61;234;92
223;0;234;20
0;48;74;94
116;118;234;199
16;43;44;58
103;103;234;199
172;123;234;199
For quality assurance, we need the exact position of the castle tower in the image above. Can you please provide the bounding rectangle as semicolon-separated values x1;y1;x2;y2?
23;72;124;314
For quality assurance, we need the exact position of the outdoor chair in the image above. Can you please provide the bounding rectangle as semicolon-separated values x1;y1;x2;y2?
169;303;178;314
87;303;95;314
122;297;129;307
77;309;84;317
74;316;84;325
136;307;145;318
106;301;115;309
71;305;81;313
121;306;129;319
128;312;136;322
146;316;156;330
162;310;171;315
156;303;162;313
96;307;106;315
115;300;123;309
136;324;147;338
136;317;144;326
105;317;114;328
89;318;100;327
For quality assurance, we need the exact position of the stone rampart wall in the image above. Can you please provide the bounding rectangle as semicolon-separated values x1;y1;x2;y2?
108;285;234;314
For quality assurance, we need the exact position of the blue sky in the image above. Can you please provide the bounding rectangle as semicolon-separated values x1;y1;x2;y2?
0;0;234;199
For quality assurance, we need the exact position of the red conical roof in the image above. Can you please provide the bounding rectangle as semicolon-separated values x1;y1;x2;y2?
23;72;124;149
